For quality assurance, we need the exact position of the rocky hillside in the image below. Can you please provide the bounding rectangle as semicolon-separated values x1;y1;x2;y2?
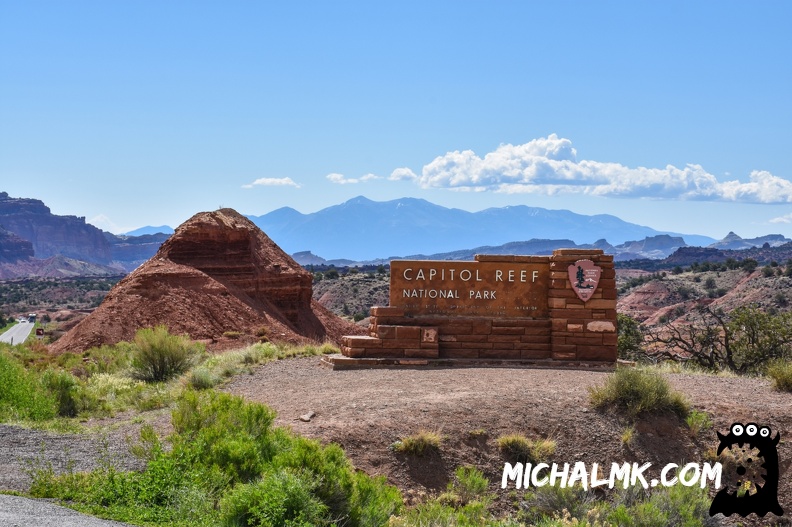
617;265;792;326
50;208;364;353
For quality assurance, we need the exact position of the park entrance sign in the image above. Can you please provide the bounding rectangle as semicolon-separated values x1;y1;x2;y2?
336;249;617;368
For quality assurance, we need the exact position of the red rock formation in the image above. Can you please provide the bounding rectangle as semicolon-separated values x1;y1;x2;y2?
50;208;363;353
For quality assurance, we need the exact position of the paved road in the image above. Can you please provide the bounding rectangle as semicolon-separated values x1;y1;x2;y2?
0;322;34;345
0;495;135;527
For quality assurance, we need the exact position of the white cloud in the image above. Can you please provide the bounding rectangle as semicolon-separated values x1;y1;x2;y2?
389;167;418;181
326;173;382;185
88;214;131;234
242;177;301;189
402;134;792;203
770;213;792;224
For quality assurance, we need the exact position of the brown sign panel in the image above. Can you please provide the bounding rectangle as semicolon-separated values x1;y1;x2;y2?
390;260;549;318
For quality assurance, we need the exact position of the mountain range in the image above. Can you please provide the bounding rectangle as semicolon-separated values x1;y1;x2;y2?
2;191;791;277
246;196;716;261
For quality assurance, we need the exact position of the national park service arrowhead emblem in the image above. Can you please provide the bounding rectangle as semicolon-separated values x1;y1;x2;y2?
568;259;601;302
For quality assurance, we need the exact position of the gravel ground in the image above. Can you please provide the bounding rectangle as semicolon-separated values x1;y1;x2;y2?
0;494;135;527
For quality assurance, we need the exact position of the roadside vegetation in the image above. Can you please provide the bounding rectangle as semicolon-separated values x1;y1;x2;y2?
1;327;730;527
0;326;338;425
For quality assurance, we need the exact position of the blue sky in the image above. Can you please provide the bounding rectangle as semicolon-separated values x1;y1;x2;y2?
1;1;790;240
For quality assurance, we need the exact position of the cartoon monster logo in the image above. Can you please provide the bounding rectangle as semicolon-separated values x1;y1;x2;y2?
710;423;783;518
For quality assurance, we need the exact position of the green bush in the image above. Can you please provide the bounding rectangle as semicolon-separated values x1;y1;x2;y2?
685;409;712;437
220;468;329;527
589;367;689;419
40;368;80;417
131;326;203;382
0;352;56;421
767;360;792;392
29;389;402;527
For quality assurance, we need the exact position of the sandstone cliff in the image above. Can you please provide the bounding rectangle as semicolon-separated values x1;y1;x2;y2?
0;226;34;263
50;208;363;353
0;192;112;264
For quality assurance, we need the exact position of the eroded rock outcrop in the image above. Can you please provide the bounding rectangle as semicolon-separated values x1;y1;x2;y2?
50;208;363;353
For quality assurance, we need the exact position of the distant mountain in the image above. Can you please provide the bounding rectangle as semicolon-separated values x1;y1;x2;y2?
248;196;715;261
708;231;790;251
124;225;174;236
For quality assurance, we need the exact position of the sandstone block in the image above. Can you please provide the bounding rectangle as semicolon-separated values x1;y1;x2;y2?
491;326;525;335
370;306;405;317
576;345;617;361
521;348;552;358
440;348;480;359
343;336;382;348
376;325;397;339
481;349;521;359
395;326;421;340
421;327;439;343
548;297;567;309
405;348;439;358
587;321;616;332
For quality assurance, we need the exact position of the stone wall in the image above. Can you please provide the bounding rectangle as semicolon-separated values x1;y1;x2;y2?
340;249;616;365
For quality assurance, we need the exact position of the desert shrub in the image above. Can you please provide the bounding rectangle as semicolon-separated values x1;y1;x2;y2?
84;373;145;413
255;325;270;342
392;430;442;456
40;368;80;417
0;352;55;421
219;468;330;527
449;466;489;505
187;367;219;390
55;342;134;378
606;483;717;527
767;360;792;392
685;409;712;437
519;485;597;524
349;471;403;527
496;434;556;464
589;367;689;419
171;390;278;483
131;326;203;382
621;425;635;446
222;331;242;340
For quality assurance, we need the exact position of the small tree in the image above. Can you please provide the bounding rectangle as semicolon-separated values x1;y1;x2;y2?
617;313;644;360
741;259;758;273
646;305;792;374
